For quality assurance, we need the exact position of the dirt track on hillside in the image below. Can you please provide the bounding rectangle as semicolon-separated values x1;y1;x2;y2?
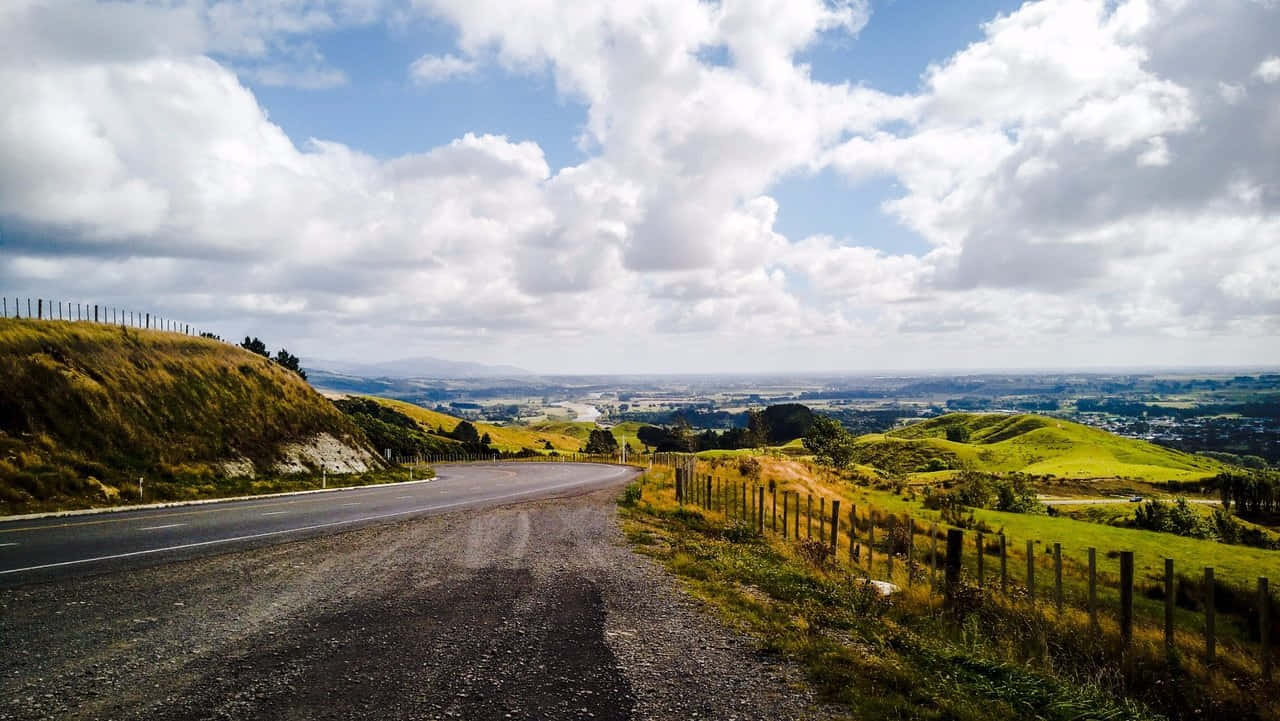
0;487;840;720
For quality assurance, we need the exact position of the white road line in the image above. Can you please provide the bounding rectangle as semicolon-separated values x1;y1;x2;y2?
340;502;361;506
139;523;185;531
0;474;633;576
261;511;288;516
394;495;413;500
0;543;18;547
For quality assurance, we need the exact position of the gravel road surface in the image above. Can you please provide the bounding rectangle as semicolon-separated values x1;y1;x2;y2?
0;482;838;720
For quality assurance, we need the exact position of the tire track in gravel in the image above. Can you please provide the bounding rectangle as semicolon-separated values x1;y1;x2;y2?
0;486;842;721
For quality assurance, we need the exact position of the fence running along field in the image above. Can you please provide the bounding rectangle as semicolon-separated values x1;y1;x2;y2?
639;456;1276;688
2;296;209;337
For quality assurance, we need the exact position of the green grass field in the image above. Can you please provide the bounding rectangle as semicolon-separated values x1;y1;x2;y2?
622;465;1276;720
852;413;1228;483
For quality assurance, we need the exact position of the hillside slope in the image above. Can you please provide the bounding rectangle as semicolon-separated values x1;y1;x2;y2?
369;398;588;452
0;320;383;512
852;413;1227;481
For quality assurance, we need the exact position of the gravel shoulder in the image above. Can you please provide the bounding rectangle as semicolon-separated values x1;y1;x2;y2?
0;486;840;720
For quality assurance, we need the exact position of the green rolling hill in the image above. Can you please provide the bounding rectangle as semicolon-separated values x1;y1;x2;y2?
851;413;1229;482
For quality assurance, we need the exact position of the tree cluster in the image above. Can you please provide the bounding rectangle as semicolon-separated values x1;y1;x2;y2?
240;336;307;380
583;428;619;454
1215;470;1278;515
922;470;1045;514
448;420;494;453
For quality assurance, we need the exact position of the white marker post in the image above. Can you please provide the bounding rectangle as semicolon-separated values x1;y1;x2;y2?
322;467;326;489
138;477;143;501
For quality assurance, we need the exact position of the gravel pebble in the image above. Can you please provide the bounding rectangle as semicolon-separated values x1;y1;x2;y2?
0;487;843;720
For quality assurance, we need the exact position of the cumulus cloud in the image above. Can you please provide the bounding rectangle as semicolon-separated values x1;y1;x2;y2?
1;0;1278;371
1256;56;1280;83
408;53;478;84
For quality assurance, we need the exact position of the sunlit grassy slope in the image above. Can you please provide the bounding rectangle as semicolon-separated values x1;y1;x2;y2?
853;413;1227;482
369;398;587;452
0;319;378;512
367;400;653;453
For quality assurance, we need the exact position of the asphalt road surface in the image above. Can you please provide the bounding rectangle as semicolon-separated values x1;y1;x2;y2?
0;463;635;586
0;467;837;721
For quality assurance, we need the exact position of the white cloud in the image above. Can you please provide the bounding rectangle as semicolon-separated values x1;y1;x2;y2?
1255;55;1280;83
1;0;1278;371
409;53;478;84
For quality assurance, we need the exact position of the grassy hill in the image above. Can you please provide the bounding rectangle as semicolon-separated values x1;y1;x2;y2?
363;399;650;453
368;398;588;452
852;413;1228;482
0;320;383;513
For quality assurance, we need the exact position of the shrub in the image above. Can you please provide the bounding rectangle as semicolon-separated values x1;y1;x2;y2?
722;519;758;543
620;481;642;506
795;539;833;567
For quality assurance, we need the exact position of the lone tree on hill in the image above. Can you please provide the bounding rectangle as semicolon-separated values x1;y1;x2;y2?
803;415;856;469
584;428;619;454
451;420;481;445
240;336;269;357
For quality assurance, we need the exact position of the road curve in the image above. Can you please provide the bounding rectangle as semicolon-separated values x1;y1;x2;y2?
0;462;635;586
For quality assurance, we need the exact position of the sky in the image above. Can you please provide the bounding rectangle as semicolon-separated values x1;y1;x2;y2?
1;0;1278;374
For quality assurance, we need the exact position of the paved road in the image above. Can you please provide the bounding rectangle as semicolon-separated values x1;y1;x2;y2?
0;462;635;586
0;475;834;720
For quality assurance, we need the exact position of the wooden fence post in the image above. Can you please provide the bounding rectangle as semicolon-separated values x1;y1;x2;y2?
1000;533;1007;593
794;492;800;539
706;477;712;511
945;529;963;598
931;523;938;586
757;487;764;535
830;500;839;553
849;505;857;563
886;514;895;581
807;494;813;539
905;516;914;584
1120;551;1134;648
1205;566;1216;666
741;483;747;520
1165;558;1175;660
1088;547;1098;628
1027;540;1036;602
772;486;777;532
976;532;985;588
820;497;826;541
37;299;42;319
1054;543;1063;614
1261;577;1271;682
868;511;876;572
782;490;788;538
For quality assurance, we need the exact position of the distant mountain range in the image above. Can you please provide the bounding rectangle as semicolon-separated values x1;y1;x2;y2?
305;356;531;379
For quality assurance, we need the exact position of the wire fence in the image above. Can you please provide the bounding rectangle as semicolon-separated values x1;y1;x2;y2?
1;295;213;338
652;457;1275;688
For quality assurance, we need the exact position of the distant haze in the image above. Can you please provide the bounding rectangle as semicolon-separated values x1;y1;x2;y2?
307;357;530;379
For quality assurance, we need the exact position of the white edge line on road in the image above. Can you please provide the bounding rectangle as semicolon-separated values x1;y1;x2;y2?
0;478;444;523
0;469;636;576
261;511;288;516
0;543;17;547
138;523;186;531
